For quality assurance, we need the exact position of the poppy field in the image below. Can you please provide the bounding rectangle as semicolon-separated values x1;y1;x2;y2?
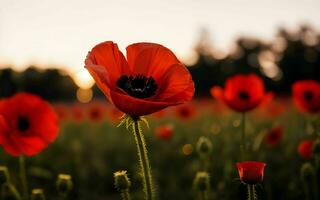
0;54;320;200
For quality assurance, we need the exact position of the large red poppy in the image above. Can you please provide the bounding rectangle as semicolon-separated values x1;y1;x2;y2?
85;41;194;117
237;161;266;185
0;93;59;156
211;74;272;112
292;80;320;113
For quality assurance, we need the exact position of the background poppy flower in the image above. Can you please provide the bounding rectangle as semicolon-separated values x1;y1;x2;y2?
237;161;266;185
292;80;320;113
265;126;284;147
175;104;196;120
0;93;59;156
298;140;314;159
85;41;194;117
86;102;106;122
211;74;272;112
155;124;174;140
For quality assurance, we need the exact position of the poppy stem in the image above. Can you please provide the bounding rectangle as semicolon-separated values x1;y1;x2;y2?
120;189;131;200
132;120;154;200
199;191;208;200
19;156;28;200
241;112;246;161
247;184;257;200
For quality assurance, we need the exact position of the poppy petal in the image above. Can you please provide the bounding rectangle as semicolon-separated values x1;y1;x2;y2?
126;43;181;79
109;90;180;117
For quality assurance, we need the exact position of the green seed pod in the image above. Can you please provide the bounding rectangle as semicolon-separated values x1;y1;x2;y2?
56;174;73;195
31;189;46;200
300;163;315;183
0;166;10;185
1;183;21;200
196;137;213;158
193;171;210;191
114;170;131;191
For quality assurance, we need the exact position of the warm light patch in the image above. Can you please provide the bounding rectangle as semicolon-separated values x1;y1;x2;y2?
182;144;193;156
73;70;95;89
76;88;93;103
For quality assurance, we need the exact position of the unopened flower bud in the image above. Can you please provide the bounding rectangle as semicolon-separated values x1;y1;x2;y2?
1;183;21;200
56;174;72;195
31;189;46;200
196;137;212;157
193;171;210;191
114;170;131;191
300;163;315;182
0;166;10;185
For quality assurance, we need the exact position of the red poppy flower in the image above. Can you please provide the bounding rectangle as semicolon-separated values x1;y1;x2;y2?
155;124;174;140
298;140;314;159
211;74;272;112
85;41;194;117
53;103;69;122
265;126;283;147
237;161;266;185
71;104;84;123
0;93;59;156
175;104;196;120
292;80;320;113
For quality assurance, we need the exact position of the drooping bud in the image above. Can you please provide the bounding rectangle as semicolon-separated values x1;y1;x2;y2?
0;166;10;185
196;137;212;158
114;170;131;191
193;171;210;192
301;163;315;183
31;189;46;200
56;174;73;195
1;183;21;200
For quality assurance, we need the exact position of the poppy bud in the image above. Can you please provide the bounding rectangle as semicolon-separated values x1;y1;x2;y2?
300;163;315;183
196;137;213;158
114;170;131;191
56;174;72;195
193;171;210;191
1;183;21;200
0;166;10;185
31;189;46;200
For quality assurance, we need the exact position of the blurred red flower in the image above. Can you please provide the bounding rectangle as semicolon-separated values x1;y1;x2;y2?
298;140;314;159
53;103;69;122
0;93;59;156
265;126;284;147
71;104;84;123
155;124;174;140
237;161;266;185
211;74;272;112
175;104;196;120
87;102;106;122
292;80;320;113
85;41;194;117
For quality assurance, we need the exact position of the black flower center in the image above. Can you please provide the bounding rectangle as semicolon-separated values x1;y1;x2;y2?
238;91;250;101
17;117;30;132
304;91;313;101
117;74;158;99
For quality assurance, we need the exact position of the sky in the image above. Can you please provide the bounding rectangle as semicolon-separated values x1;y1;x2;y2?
0;0;320;77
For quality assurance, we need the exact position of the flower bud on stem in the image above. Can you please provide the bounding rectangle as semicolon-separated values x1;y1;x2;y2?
114;170;131;200
56;174;73;200
301;163;318;200
193;171;210;200
31;189;46;200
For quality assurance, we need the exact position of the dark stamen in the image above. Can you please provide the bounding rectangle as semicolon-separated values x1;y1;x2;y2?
238;91;250;101
117;74;158;99
304;91;313;101
17;117;30;132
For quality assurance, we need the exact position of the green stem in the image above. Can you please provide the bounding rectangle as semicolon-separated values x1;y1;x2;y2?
247;184;257;200
19;156;28;200
241;112;246;161
199;191;208;200
132;120;154;200
120;189;131;200
59;194;67;200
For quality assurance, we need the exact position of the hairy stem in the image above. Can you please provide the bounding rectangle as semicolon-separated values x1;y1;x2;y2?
241;112;246;161
19;156;28;200
120;189;131;200
247;184;257;200
132;120;154;200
